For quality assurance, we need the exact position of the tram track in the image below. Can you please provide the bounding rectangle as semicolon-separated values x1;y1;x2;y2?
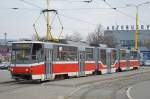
65;69;150;99
0;80;41;94
1;68;150;99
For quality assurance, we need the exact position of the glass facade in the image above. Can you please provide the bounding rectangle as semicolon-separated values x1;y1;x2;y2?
104;30;150;48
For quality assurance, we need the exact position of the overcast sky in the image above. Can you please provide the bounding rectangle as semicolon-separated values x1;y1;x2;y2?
0;0;150;40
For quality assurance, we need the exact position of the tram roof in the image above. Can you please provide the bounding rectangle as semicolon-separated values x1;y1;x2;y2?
12;41;44;44
12;40;109;49
12;40;93;48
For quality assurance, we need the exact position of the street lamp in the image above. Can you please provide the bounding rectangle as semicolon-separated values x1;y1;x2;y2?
126;1;150;50
4;33;7;46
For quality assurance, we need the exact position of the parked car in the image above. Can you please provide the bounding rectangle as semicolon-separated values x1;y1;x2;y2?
0;62;10;70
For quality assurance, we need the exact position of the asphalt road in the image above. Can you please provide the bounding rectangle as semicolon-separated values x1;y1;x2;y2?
0;67;150;99
129;80;150;99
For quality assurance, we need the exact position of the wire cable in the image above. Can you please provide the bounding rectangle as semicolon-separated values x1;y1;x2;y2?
0;7;40;11
19;0;43;9
56;7;117;11
102;0;148;24
49;0;87;2
58;13;97;25
55;12;64;39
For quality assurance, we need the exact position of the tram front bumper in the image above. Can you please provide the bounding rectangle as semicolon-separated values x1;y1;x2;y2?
12;73;32;80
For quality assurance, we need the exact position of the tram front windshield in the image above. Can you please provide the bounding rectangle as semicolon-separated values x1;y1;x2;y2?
12;43;44;64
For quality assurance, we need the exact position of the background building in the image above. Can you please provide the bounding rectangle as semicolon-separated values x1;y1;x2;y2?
104;25;150;49
0;39;13;62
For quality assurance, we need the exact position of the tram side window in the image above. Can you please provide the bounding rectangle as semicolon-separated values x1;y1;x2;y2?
111;50;117;64
126;52;130;60
32;43;44;62
54;45;77;61
130;51;138;60
100;49;106;65
120;50;126;60
86;48;94;61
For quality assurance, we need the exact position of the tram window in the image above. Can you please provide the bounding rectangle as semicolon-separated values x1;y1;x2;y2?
80;52;85;60
44;49;52;61
111;50;117;64
120;50;126;60
11;43;32;64
32;43;44;62
86;48;94;61
126;53;130;59
12;49;31;64
130;51;138;59
54;45;77;61
100;49;106;65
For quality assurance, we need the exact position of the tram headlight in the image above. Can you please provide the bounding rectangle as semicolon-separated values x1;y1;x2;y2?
10;68;13;72
25;68;29;72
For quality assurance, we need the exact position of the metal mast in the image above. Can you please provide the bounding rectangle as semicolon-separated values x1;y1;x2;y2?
45;0;53;40
31;0;64;41
135;7;138;50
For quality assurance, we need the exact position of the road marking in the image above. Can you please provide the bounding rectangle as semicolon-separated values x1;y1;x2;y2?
68;84;90;97
56;84;90;99
126;86;133;99
57;96;65;99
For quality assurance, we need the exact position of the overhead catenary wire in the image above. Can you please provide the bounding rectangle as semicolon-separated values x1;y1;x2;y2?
102;0;148;24
12;0;149;26
0;7;41;11
19;0;43;9
56;12;64;39
55;7;123;11
0;7;128;11
9;0;149;40
58;13;97;26
49;0;90;2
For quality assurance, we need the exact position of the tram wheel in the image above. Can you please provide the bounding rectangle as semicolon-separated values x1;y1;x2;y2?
116;67;122;72
15;78;20;82
133;67;138;70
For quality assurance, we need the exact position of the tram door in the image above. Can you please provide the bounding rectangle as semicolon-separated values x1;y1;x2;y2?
45;49;53;79
106;49;112;73
126;50;130;70
94;48;99;73
78;47;85;76
110;49;117;73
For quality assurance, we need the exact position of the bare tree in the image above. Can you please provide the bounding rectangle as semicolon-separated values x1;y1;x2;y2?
103;36;116;47
87;24;104;44
87;24;116;47
65;32;83;42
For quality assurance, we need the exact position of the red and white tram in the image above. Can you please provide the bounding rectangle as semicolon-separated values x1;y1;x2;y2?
9;41;140;81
